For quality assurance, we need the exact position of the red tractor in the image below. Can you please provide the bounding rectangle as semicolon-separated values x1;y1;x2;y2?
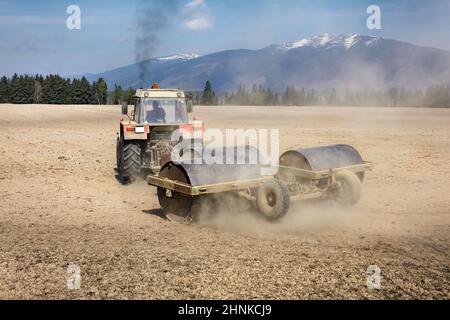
116;84;201;184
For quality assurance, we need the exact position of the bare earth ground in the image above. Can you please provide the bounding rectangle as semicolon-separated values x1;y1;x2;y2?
0;104;448;299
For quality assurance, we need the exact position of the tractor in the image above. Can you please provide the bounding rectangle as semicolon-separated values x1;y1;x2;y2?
116;84;200;184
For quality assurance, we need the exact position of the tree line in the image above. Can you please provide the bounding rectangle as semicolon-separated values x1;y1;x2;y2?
0;74;214;106
189;81;450;107
213;83;450;108
0;74;107;104
1;74;448;108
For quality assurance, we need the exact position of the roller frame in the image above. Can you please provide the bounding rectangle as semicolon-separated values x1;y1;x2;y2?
278;161;373;180
148;175;272;196
147;161;373;197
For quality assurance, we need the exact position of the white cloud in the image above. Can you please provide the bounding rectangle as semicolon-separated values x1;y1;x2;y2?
184;17;212;31
184;0;205;12
182;0;213;31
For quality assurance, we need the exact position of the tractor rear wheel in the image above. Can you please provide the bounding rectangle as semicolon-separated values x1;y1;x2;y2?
117;137;141;184
255;180;290;221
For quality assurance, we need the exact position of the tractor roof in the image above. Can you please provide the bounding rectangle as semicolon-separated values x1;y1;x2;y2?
134;88;185;99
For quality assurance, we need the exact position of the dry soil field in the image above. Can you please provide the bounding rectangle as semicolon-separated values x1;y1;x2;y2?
0;104;449;299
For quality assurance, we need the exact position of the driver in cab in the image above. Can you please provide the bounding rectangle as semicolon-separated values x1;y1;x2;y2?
146;100;166;123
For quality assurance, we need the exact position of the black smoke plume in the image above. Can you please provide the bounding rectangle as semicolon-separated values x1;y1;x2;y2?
134;0;177;88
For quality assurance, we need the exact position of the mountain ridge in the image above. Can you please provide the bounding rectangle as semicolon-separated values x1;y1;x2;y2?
78;33;450;91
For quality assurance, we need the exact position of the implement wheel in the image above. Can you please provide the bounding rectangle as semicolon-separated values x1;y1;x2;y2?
333;170;362;206
256;180;290;221
157;163;193;221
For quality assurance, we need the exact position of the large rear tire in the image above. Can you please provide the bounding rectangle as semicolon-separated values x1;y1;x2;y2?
333;170;362;206
255;180;290;221
117;137;141;184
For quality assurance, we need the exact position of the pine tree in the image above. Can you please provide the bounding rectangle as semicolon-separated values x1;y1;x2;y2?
98;78;107;104
9;74;34;104
40;75;52;104
41;75;68;104
24;75;35;103
9;74;20;103
266;88;278;106
282;86;292;105
80;77;93;104
56;76;70;104
68;78;80;104
0;76;10;103
92;80;98;103
236;83;245;105
123;87;135;104
201;80;216;105
72;78;83;104
69;76;92;104
65;78;73;104
92;78;108;104
113;84;123;104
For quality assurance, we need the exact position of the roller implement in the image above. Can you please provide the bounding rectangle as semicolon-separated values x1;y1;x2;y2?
115;84;372;222
147;144;372;222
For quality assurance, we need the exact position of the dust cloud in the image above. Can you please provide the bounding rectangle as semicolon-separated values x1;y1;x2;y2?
194;194;361;238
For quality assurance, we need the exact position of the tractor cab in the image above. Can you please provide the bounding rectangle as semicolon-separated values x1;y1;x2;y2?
122;84;193;125
139;98;188;124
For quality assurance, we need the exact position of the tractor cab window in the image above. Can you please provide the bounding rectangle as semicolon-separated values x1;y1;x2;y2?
140;98;188;124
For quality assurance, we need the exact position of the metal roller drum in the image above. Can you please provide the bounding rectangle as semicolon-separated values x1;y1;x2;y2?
158;145;264;218
175;145;264;185
279;144;365;181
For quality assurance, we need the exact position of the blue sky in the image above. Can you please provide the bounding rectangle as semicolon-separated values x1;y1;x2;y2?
0;0;449;76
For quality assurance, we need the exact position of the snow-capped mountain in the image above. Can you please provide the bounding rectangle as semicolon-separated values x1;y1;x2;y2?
284;33;380;50
81;53;201;88
155;53;201;62
80;34;450;91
